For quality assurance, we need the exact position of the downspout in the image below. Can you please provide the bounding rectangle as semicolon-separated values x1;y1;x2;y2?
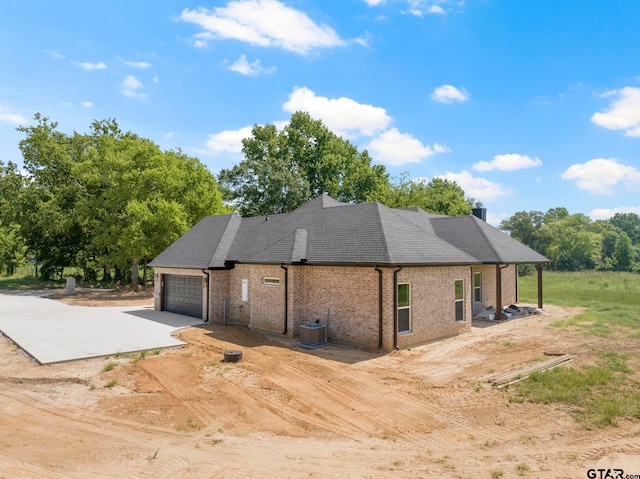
392;266;403;350
374;266;383;349
202;270;210;323
280;264;288;334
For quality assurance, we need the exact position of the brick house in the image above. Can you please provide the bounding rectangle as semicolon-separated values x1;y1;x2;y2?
150;194;549;351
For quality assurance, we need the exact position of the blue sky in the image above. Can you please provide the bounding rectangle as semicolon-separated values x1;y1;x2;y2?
1;0;639;225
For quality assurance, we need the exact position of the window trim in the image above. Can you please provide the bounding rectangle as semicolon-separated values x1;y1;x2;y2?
262;277;281;286
455;279;465;323
397;282;411;334
473;272;482;303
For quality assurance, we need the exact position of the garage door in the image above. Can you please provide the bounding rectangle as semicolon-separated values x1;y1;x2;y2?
163;275;203;319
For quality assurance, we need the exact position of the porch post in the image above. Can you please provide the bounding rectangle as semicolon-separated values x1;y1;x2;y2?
537;263;543;309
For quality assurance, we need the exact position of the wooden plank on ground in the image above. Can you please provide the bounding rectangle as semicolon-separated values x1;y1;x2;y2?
489;354;572;387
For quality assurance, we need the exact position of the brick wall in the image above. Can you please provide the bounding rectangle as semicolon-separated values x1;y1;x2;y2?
471;265;494;314
394;266;472;349
502;264;518;306
473;264;518;312
246;264;285;332
207;270;230;323
154;263;518;351
292;265;380;346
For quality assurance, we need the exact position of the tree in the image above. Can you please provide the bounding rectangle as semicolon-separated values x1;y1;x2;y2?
0;162;27;275
15;114;228;283
0;223;26;275
609;213;640;246
499;210;544;250
613;232;634;272
17;115;89;279
219;112;390;216
370;173;473;215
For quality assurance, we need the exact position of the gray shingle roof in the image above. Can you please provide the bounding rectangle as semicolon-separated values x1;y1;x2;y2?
150;194;549;268
429;215;549;264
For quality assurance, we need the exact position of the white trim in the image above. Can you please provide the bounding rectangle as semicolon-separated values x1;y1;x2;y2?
454;279;465;322
397;282;411;334
473;272;482;303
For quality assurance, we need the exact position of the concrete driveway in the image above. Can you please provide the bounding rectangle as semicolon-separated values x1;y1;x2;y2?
0;290;204;364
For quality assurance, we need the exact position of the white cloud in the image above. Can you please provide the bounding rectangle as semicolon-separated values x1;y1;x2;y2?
122;59;152;69
427;5;446;14
590;205;640;220
283;86;391;136
591;87;640;137
74;61;106;70
562;158;640;195
228;55;277;75
433;142;451;153
0;105;28;124
353;31;374;48
366;128;436;166
179;0;345;55
80;101;93;108
408;0;460;16
473;153;542;172
199;126;253;155
121;75;148;100
165;131;175;139
44;49;64;60
438;171;512;201
364;0;461;15
431;84;469;103
152;76;159;84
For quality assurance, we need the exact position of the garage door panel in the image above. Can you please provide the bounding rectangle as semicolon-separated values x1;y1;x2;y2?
163;275;202;319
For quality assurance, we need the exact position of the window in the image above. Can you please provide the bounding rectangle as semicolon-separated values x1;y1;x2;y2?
473;272;482;303
455;279;464;322
263;277;281;286
397;283;410;333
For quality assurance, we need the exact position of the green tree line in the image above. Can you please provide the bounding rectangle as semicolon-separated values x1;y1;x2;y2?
0;112;473;283
0;114;228;282
500;208;640;272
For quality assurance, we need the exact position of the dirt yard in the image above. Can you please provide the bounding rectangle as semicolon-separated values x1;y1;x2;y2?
1;291;639;478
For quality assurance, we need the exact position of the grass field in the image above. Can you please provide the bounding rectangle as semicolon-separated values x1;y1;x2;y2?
516;270;640;426
519;270;640;336
0;266;57;289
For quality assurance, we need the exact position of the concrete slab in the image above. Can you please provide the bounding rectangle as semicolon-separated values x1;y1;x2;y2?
0;291;204;364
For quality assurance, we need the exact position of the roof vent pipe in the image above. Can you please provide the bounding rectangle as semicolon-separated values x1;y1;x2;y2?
472;202;487;221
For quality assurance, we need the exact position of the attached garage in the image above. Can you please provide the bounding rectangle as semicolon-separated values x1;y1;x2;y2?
162;274;203;319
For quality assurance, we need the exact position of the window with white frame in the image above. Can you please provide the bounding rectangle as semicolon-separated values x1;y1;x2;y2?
455;279;464;322
473;272;482;303
397;283;411;333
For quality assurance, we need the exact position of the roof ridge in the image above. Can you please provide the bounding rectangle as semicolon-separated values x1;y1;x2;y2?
469;215;502;261
241;229;299;263
372;202;392;263
208;214;241;267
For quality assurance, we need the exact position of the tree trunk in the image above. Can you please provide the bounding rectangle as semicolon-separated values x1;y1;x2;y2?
142;258;148;287
131;258;139;289
103;266;112;283
114;266;122;283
